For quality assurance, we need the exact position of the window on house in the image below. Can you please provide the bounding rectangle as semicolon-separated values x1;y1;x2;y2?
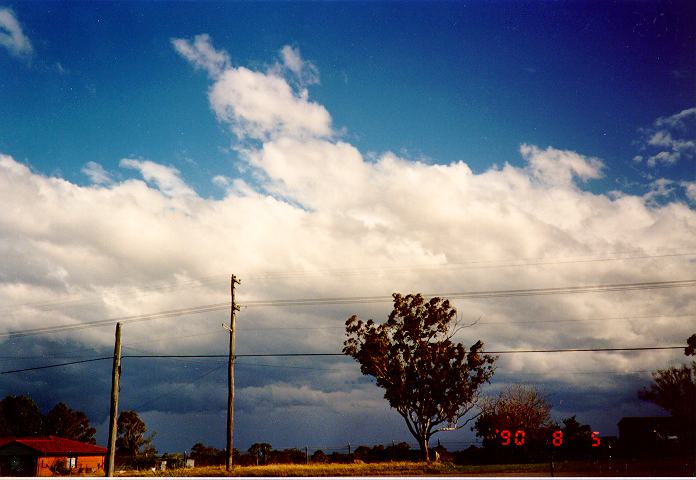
67;457;77;469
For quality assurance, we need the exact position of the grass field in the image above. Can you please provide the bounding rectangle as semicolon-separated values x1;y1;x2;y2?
118;461;546;477
115;457;694;477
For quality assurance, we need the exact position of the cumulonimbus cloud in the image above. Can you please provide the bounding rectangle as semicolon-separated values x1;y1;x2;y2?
1;35;695;449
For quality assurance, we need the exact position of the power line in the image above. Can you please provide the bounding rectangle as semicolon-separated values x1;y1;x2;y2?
2;278;694;339
484;346;685;354
3;250;693;314
232;251;696;280
243;279;696;307
2;310;682;358
235;361;344;372
107;345;689;359
128;361;227;413
0;302;231;339
0;357;113;375
0;345;685;375
235;312;694;331
503;369;652;376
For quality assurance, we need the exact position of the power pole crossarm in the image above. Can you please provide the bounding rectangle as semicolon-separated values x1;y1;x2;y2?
226;275;241;472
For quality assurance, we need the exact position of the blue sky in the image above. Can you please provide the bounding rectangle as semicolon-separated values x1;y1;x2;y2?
2;2;694;197
0;1;695;454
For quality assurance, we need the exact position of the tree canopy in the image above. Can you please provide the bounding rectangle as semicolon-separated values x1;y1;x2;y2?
190;442;225;466
638;362;695;448
0;395;44;437
248;443;272;465
559;415;596;457
0;395;96;443
343;293;495;461
686;334;696;356
474;384;555;448
44;402;97;444
116;410;156;466
639;364;695;419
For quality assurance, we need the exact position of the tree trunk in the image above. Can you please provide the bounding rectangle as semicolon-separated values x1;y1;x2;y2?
419;436;430;462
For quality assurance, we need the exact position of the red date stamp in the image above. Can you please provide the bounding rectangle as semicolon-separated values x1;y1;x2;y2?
494;429;600;447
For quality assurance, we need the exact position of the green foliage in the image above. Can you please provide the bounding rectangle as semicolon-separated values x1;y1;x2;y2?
310;450;328;463
159;452;186;469
44;402;96;444
344;293;496;461
0;395;44;436
638;362;695;446
116;410;157;466
559;416;595;458
270;447;305;464
350;442;419;462
0;394;96;443
190;442;225;466
474;385;555;449
686;334;696;356
639;363;695;420
248;442;272;464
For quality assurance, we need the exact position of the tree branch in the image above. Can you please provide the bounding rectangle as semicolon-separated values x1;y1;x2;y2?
399;411;419;440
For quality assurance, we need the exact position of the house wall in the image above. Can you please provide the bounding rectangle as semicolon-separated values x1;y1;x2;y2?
36;455;105;476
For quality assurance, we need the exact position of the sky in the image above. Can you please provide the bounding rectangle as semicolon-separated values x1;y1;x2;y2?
0;1;695;455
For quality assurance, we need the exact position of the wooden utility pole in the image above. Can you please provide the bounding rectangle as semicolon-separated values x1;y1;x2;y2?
105;322;122;477
225;275;241;471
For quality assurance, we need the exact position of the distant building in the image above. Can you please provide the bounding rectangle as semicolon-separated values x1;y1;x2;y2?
617;416;678;453
0;436;106;476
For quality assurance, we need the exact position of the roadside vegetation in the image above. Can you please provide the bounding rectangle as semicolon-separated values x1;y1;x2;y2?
115;458;693;477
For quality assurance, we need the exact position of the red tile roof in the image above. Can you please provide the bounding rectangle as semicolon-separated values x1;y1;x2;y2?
0;436;106;456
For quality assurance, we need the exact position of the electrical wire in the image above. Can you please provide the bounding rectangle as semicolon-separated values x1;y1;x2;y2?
3;250;694;313
0;302;231;339
242;279;696;307
235;312;694;332
1;278;694;339
232;251;696;279
0;357;113;375
0;345;685;375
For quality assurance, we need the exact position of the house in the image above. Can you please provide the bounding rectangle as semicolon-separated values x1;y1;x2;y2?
0;436;106;476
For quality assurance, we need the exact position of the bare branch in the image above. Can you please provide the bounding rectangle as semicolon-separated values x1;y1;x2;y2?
448;315;482;340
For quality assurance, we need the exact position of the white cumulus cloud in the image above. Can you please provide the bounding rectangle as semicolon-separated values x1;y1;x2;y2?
82;161;112;185
636;107;696;167
209;66;332;141
171;33;230;78
120;158;195;198
681;181;696;202
174;34;331;141
520;144;604;186
279;45;320;86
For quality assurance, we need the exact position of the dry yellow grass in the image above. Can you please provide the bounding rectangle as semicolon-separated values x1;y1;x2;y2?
115;461;548;477
115;456;694;477
117;461;460;477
